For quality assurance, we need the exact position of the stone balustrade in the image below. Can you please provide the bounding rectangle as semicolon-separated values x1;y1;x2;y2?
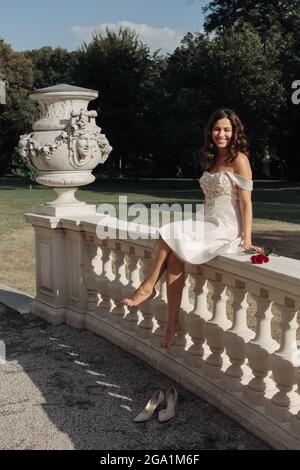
25;212;300;449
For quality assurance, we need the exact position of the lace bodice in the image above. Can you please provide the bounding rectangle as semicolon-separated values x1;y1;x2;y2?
199;171;253;207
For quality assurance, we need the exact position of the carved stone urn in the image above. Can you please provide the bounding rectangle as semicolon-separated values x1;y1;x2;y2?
19;84;112;216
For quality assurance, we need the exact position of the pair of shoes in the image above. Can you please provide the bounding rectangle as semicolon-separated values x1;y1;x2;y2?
133;386;178;423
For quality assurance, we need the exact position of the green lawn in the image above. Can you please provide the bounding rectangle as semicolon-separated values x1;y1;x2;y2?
0;176;204;236
0;175;299;296
1;175;300;235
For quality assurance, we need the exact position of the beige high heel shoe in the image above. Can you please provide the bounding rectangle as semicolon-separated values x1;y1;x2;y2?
158;386;178;423
133;390;164;423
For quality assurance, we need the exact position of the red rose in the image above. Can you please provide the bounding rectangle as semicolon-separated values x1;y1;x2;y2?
250;253;269;264
251;254;263;264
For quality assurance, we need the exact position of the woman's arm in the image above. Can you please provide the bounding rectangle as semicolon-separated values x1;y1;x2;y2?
240;194;253;247
234;153;254;249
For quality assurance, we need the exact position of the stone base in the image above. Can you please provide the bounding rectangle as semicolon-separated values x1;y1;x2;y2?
31;299;65;325
32;301;86;330
36;203;97;217
65;308;86;330
266;393;300;423
184;352;203;369
222;373;244;392
291;414;300;433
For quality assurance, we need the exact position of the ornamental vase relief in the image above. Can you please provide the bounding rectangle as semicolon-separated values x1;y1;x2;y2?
18;84;112;215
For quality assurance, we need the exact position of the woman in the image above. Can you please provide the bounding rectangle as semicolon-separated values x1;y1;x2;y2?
120;109;261;349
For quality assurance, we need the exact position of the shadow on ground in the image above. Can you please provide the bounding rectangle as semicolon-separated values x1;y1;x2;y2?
0;305;271;450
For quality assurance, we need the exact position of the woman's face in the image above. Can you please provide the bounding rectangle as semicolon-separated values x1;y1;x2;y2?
211;118;233;149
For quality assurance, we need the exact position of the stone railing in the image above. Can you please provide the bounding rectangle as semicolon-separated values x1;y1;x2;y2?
25;212;300;449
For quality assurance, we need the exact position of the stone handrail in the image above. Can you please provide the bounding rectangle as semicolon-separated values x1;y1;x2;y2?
25;212;300;449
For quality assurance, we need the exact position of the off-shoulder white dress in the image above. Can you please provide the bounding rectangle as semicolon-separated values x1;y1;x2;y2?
159;171;253;265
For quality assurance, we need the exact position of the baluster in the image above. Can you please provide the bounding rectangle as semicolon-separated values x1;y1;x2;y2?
84;234;99;314
203;271;232;379
152;274;168;347
123;246;141;332
243;288;279;406
185;267;211;368
169;273;193;357
291;368;300;433
266;298;300;422
223;280;255;391
138;250;156;340
96;240;114;318
109;242;128;325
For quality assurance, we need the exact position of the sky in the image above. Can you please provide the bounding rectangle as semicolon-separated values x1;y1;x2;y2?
0;0;208;53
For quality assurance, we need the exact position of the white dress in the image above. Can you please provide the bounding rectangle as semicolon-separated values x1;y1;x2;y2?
159;171;253;265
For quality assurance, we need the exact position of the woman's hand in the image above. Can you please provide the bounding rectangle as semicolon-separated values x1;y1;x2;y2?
241;241;262;252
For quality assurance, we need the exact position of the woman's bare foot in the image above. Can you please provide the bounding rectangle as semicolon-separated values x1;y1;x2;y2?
119;284;156;308
160;323;182;350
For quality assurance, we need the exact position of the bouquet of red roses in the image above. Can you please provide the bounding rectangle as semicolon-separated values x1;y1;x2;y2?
243;245;278;264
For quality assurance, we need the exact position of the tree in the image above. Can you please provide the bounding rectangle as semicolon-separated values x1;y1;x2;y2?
156;33;211;176
0;38;37;174
271;12;300;180
202;0;300;179
203;0;300;37
24;47;79;89
156;27;284;175
206;25;285;171
73;28;159;177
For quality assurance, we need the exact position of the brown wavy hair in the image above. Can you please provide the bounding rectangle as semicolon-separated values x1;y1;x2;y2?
201;108;250;171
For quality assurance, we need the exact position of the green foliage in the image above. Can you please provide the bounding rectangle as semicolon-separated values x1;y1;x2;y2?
152;26;285;174
24;47;79;89
11;148;38;181
207;25;285;164
73;28;160;177
0;38;37;174
203;0;300;179
203;0;300;37
153;33;210;175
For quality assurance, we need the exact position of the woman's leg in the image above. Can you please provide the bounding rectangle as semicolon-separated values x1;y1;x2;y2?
160;251;185;349
120;235;171;307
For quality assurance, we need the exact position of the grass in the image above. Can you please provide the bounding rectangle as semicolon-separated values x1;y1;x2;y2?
0;175;300;297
